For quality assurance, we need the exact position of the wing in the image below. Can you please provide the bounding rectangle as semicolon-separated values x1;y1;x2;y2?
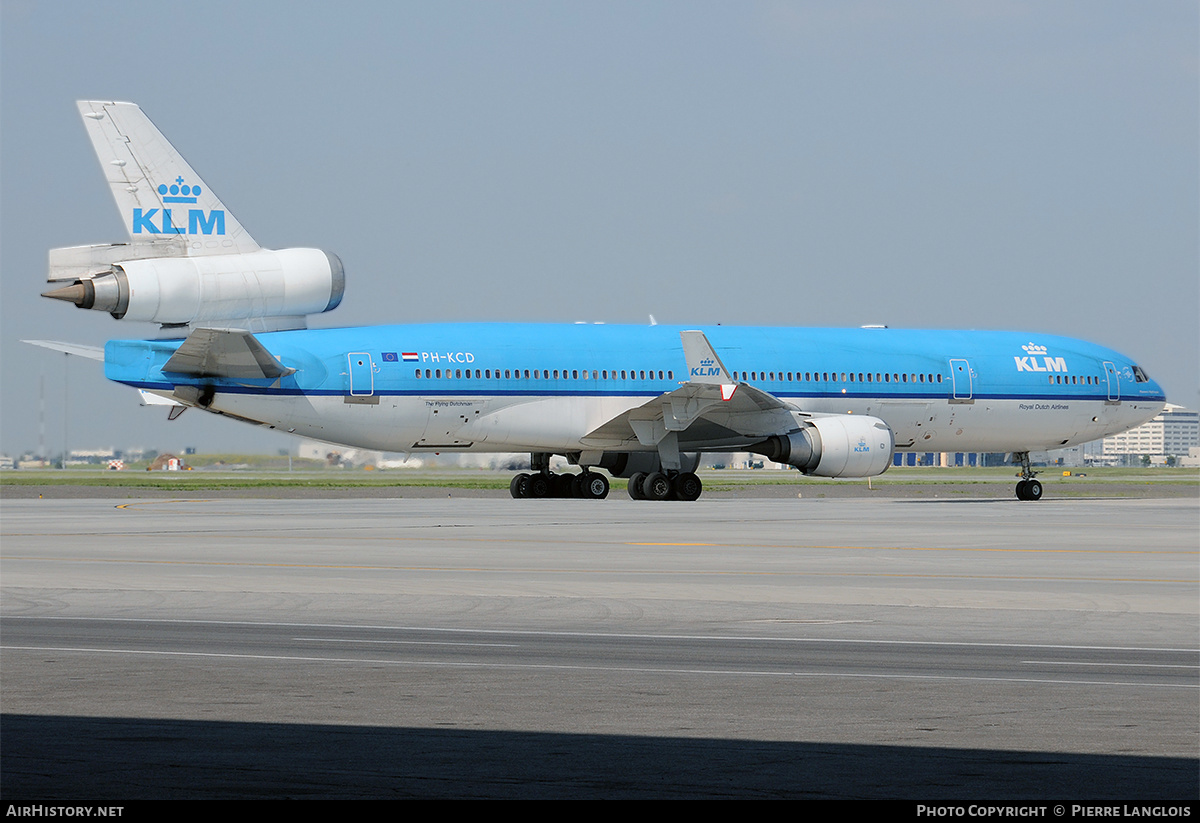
581;330;894;478
581;330;801;452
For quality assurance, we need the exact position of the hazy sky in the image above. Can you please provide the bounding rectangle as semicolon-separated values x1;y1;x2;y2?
2;1;1196;457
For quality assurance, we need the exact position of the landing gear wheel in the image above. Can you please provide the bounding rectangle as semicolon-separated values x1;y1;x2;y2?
1013;451;1043;501
551;473;574;498
528;474;550;498
510;474;531;499
674;472;703;501
1016;479;1042;501
643;472;673;501
580;472;610;500
628;472;647;500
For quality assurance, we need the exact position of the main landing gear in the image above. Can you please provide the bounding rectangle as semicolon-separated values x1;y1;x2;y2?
507;453;703;501
626;471;703;502
1013;452;1043;501
509;470;610;499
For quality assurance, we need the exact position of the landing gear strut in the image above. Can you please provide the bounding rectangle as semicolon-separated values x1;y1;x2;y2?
1012;452;1043;501
626;470;703;501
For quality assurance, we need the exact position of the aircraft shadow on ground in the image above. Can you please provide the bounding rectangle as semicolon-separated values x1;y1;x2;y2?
2;714;1196;800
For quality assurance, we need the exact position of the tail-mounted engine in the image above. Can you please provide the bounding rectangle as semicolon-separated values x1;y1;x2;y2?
43;246;344;327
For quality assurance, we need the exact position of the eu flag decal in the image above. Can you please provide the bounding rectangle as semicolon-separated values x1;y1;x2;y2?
382;352;399;362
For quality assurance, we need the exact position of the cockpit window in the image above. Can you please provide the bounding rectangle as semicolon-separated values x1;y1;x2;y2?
1132;365;1149;383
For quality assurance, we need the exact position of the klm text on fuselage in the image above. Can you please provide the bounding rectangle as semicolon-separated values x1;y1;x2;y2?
1014;356;1068;373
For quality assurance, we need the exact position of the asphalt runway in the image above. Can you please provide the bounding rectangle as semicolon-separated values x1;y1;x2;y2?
1;495;1196;799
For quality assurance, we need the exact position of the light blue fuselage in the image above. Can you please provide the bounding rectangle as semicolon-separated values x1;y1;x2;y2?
105;323;1166;456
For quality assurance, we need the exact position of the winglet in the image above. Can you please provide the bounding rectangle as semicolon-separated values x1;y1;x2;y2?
680;330;737;399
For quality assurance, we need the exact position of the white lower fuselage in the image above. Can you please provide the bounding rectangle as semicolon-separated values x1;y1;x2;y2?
201;391;1162;457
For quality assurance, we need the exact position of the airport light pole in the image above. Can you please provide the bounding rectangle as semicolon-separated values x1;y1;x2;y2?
62;353;68;470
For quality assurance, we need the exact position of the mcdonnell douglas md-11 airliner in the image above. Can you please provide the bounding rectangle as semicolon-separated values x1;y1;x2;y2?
30;101;1166;501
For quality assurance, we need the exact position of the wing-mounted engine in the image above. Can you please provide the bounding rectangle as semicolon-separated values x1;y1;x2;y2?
753;415;894;478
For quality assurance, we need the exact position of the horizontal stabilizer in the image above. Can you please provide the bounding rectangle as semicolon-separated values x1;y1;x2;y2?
163;328;295;379
22;340;105;361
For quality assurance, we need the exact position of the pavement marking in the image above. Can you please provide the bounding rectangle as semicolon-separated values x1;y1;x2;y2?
0;555;1193;583
3;644;1196;689
6;616;1198;654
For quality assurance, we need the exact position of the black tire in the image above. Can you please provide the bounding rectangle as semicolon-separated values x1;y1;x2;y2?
1015;480;1028;500
643;471;673;501
510;474;530;499
674;472;702;501
628;472;646;500
528;474;550;498
580;472;609;500
551;473;574;498
1025;479;1042;501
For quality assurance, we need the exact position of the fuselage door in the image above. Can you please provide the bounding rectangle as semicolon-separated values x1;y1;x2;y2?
348;352;375;396
1102;360;1120;403
949;358;973;402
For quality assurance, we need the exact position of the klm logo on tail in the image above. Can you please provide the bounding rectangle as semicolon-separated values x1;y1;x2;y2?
133;177;225;235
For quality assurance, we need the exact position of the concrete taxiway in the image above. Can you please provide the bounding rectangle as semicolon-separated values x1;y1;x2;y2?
2;495;1197;798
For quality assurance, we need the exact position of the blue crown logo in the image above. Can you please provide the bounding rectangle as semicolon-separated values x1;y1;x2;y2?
700;358;714;367
158;176;202;204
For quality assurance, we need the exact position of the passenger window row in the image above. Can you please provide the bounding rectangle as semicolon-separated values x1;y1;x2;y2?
415;368;674;381
1049;375;1102;385
735;371;943;385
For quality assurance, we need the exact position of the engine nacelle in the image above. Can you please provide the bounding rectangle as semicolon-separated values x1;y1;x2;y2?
43;248;344;325
753;415;894;477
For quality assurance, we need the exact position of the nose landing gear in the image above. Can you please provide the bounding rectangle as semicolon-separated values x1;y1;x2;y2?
1013;452;1043;501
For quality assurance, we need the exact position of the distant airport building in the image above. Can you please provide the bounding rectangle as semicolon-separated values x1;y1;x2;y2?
66;448;118;465
1101;404;1199;465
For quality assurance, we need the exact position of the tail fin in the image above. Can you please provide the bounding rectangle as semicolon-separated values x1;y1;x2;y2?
77;101;259;255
